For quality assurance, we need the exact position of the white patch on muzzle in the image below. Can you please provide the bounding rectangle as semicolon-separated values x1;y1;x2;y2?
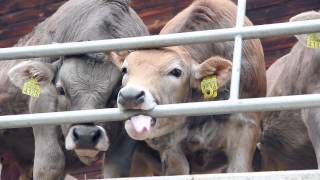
96;126;110;151
65;126;77;150
125;115;153;140
75;149;99;157
75;149;100;166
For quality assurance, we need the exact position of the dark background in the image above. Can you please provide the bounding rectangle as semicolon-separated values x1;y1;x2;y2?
1;0;320;179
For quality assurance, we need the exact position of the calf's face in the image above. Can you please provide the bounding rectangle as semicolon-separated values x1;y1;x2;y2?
55;55;121;161
8;55;122;164
117;48;232;140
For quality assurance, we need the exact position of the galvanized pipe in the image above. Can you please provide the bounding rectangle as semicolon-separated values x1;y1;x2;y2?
1;94;320;129
229;0;246;100
1;19;320;60
99;170;320;180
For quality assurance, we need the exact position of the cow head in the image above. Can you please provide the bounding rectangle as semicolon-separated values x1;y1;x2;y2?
5;0;149;167
290;11;320;47
7;53;123;165
116;48;232;140
54;54;122;164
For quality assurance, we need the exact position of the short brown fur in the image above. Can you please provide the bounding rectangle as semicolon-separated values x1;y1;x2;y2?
118;0;266;175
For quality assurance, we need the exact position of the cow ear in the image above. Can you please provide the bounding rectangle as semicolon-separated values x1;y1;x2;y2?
290;11;320;47
105;50;130;69
191;56;232;91
8;61;56;89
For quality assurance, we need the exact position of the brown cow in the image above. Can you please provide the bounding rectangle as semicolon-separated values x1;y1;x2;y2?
114;0;266;175
259;11;320;170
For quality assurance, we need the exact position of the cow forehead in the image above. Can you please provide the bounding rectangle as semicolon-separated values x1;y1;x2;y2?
60;58;119;80
58;58;121;93
126;50;183;69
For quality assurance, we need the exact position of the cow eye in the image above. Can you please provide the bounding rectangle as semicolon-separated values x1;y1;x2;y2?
169;68;182;78
57;86;66;96
121;67;128;75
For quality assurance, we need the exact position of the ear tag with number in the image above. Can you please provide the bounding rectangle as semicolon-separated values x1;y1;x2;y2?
22;78;41;98
307;33;320;48
200;75;218;99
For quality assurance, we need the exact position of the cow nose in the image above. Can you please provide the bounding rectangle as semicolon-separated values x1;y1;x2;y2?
118;87;145;107
73;127;102;149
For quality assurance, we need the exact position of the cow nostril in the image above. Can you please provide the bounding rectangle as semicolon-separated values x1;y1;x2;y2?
91;129;101;144
73;128;80;141
136;91;145;104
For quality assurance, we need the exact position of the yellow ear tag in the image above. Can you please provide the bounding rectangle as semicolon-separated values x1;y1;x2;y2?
307;33;320;48
200;75;218;99
22;78;41;98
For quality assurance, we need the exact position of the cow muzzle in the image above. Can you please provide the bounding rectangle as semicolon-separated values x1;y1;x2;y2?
117;86;157;110
65;125;110;153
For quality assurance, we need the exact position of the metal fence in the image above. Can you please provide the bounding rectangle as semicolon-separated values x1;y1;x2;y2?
1;1;320;128
1;0;320;178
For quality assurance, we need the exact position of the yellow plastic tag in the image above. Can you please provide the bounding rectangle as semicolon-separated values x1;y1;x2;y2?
307;33;320;48
22;78;41;98
200;75;218;99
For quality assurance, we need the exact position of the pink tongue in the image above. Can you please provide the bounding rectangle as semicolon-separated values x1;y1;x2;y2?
130;115;152;133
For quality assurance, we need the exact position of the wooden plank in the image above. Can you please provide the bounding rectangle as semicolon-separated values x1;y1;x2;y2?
0;38;19;48
245;0;288;10
247;0;320;24
0;8;44;26
0;0;65;16
0;19;38;40
261;37;297;52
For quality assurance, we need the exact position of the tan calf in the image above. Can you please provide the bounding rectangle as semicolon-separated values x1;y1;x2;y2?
114;0;266;175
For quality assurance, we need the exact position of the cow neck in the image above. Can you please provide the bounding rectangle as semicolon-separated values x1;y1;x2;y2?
146;122;188;150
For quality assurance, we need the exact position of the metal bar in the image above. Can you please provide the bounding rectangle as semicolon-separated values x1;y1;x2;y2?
1;19;320;60
229;0;246;100
229;36;243;100
98;170;320;180
2;94;320;129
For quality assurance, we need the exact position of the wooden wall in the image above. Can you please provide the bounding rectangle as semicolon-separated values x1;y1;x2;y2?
245;0;320;67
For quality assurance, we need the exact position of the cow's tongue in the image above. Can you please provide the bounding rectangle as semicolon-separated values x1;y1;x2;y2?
130;115;152;133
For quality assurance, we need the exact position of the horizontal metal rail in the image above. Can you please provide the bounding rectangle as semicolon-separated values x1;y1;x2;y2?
1;94;320;129
98;170;320;180
1;19;320;60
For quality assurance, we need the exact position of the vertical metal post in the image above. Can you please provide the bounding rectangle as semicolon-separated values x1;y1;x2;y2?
229;0;247;100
